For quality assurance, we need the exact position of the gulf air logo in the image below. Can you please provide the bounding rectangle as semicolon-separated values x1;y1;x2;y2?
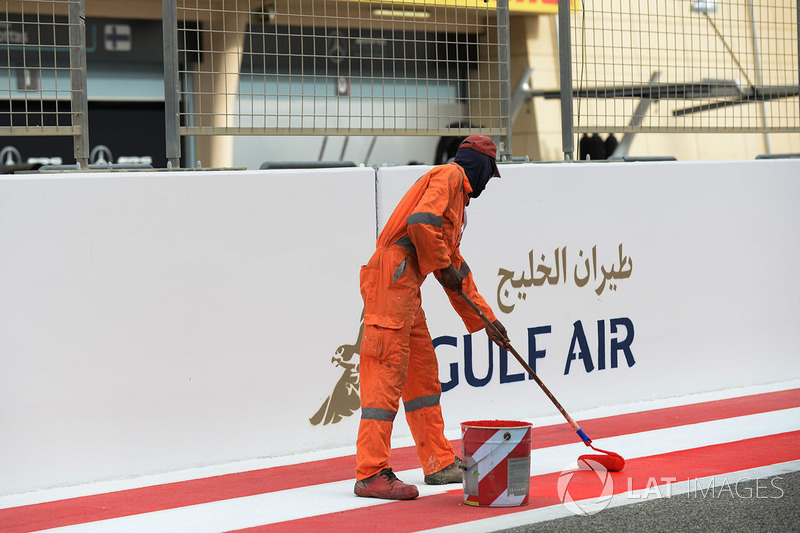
309;311;635;426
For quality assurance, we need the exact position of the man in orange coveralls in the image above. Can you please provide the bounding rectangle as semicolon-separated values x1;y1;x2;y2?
354;135;510;500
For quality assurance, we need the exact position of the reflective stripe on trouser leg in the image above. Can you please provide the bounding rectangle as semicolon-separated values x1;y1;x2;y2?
402;309;456;475
355;323;411;481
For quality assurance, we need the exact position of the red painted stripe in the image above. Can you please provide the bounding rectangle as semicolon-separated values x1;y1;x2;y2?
533;388;800;448
2;388;797;532
240;431;800;532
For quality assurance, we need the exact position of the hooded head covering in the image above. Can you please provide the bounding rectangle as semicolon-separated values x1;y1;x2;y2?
453;135;500;199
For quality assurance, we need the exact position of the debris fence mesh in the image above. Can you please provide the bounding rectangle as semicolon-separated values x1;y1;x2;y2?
1;0;88;153
172;0;510;142
570;0;799;133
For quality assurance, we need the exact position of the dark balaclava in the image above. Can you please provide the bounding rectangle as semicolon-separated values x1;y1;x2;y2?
454;147;494;199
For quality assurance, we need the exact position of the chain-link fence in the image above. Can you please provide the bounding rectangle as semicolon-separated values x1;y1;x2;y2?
3;1;797;168
1;0;89;168
163;0;512;166
565;0;799;135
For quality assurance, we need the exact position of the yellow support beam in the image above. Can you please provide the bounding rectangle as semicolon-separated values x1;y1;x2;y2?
334;0;565;15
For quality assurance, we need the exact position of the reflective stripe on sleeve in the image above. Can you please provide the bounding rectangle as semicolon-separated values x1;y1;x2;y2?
407;212;443;227
394;236;417;254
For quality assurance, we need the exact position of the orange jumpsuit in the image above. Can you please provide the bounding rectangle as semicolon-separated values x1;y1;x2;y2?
356;162;497;481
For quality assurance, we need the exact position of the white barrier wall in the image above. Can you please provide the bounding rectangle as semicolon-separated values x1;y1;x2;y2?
378;160;800;428
0;169;375;496
1;160;798;496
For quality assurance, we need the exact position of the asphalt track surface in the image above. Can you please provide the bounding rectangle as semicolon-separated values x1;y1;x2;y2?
1;384;798;532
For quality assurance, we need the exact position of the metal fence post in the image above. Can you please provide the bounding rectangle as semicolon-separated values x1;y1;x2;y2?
558;0;575;161
68;0;89;169
498;0;513;158
163;0;181;168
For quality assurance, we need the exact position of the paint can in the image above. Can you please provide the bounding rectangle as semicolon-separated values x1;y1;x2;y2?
461;420;532;507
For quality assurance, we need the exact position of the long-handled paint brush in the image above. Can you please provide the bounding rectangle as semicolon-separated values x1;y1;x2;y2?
457;289;625;472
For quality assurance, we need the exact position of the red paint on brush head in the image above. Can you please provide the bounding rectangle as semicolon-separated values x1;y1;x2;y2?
461;420;532;428
578;443;625;472
578;453;625;472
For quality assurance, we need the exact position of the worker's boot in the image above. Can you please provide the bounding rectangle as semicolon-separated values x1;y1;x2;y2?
424;457;464;485
354;468;419;500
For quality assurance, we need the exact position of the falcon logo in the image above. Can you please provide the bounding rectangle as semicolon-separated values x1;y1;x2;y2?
309;311;363;426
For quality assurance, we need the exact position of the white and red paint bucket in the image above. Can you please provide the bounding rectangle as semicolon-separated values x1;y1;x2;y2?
461;420;532;507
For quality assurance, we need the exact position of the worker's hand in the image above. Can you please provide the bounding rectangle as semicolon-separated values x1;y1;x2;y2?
438;265;463;293
487;320;511;349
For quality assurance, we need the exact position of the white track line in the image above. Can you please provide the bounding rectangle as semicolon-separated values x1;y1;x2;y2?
37;408;800;533
531;407;800;475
